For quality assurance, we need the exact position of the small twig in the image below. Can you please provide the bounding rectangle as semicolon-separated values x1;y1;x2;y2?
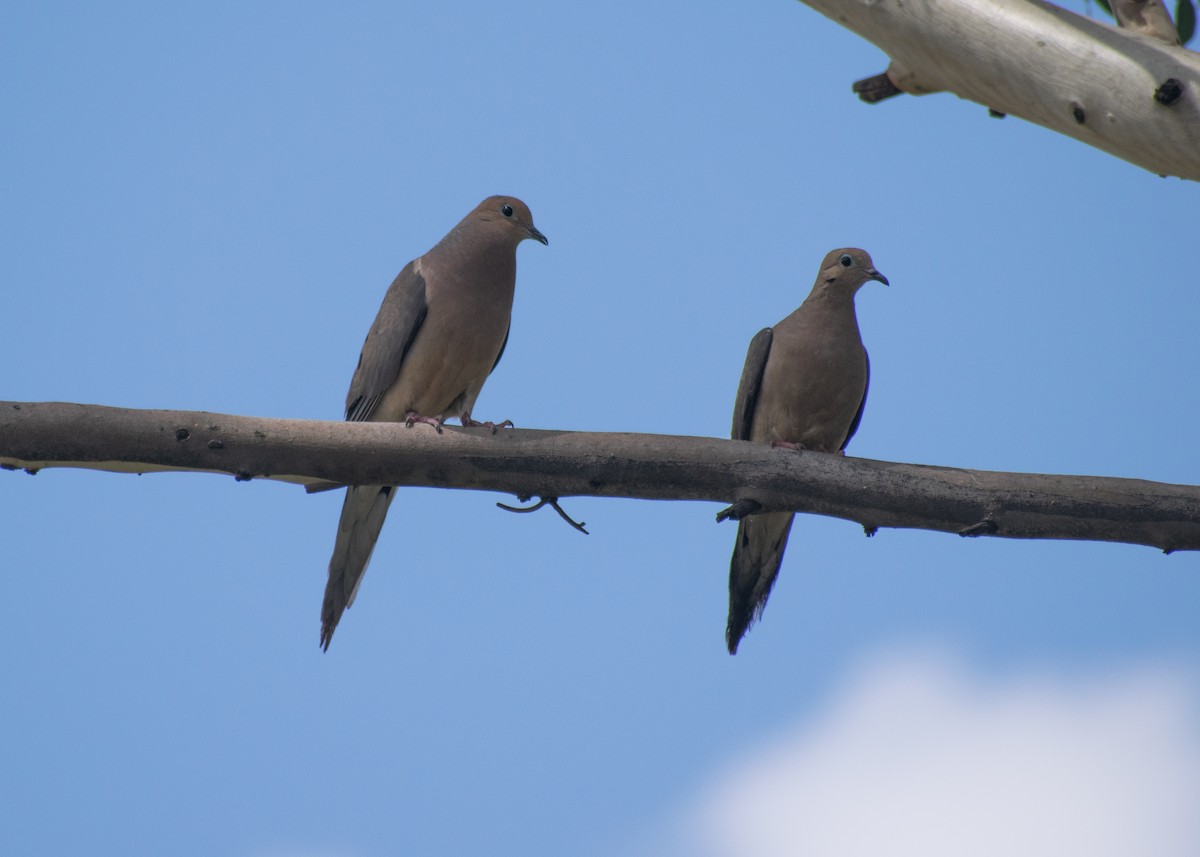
852;71;903;103
959;519;999;537
497;496;589;534
715;498;763;524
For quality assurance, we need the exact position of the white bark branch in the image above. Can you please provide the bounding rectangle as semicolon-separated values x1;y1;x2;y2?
3;401;1200;554
799;0;1200;179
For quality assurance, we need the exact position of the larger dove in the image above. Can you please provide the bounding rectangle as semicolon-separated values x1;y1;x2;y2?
320;196;547;650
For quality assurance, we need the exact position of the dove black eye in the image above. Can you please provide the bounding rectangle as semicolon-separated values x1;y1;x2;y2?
839;254;853;267
501;204;514;217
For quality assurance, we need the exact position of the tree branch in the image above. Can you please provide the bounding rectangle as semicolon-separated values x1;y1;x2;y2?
798;0;1200;180
3;401;1199;553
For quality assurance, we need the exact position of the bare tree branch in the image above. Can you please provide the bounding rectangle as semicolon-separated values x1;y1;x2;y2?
3;401;1199;553
798;0;1200;180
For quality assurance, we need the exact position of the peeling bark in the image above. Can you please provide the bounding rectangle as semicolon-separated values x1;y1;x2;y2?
1111;0;1181;45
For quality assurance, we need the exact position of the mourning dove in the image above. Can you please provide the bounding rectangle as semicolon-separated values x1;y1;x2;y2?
723;248;887;654
320;196;547;650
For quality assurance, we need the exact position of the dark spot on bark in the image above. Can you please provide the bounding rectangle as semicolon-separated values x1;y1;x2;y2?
1070;102;1086;124
175;428;190;441
208;439;224;450
988;108;1006;118
235;471;253;482
1154;78;1183;106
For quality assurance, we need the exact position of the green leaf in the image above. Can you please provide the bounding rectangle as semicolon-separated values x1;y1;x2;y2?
1177;0;1196;44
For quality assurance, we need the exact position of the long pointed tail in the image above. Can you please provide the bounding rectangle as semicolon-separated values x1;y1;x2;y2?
726;511;795;654
321;485;396;650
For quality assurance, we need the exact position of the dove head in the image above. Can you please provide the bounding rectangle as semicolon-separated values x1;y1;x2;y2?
817;248;888;292
470;195;549;247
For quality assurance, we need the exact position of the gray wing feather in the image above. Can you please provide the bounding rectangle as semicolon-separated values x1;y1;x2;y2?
724;326;784;654
731;327;773;441
344;262;429;423
321;262;425;649
840;350;870;451
490;323;511;374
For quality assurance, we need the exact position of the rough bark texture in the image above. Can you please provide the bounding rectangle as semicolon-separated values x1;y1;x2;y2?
3;401;1199;553
799;0;1200;180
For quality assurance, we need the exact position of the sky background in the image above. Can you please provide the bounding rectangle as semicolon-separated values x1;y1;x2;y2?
3;3;1199;855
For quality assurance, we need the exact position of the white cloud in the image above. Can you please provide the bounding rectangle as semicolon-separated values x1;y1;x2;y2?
640;650;1200;857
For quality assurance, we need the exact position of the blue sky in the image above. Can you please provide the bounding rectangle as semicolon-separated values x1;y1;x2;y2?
3;3;1199;855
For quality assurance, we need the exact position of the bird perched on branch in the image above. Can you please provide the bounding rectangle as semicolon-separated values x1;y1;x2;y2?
721;248;888;654
320;196;547;650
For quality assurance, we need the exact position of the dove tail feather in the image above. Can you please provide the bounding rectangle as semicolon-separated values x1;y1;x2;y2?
725;512;795;654
320;485;395;651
